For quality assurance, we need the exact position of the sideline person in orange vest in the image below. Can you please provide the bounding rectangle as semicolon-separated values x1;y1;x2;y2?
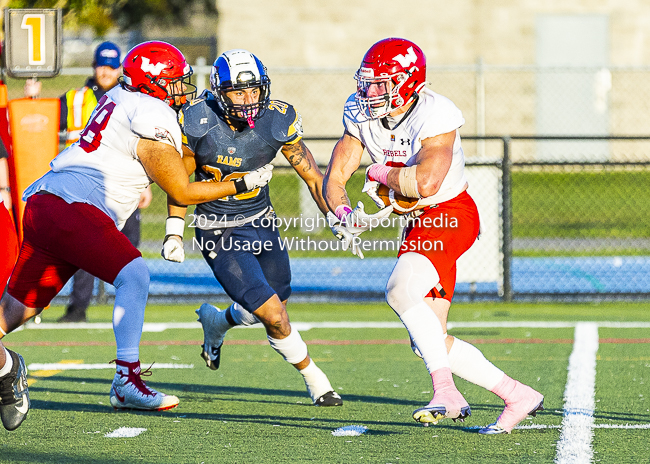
24;41;152;323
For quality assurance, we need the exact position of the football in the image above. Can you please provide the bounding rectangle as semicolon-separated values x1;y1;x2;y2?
376;184;421;215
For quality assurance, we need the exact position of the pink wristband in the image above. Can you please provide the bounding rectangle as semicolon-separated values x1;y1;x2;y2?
367;164;392;185
335;205;353;220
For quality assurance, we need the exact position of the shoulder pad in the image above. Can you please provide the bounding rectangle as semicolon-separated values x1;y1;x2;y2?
267;100;303;143
179;96;219;139
343;93;367;125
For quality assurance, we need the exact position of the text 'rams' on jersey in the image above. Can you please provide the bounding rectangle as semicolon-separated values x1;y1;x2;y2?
179;91;303;221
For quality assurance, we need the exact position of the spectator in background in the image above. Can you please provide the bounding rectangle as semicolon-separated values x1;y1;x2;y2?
25;41;152;323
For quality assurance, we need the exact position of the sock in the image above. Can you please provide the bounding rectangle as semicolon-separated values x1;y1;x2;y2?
491;374;518;401
112;258;149;362
430;367;456;393
299;360;334;401
400;302;450;373
448;337;505;391
267;326;309;364
228;303;260;326
0;348;13;377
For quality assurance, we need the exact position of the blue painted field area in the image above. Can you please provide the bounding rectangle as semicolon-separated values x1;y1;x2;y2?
144;256;650;298
513;256;650;294
58;256;650;300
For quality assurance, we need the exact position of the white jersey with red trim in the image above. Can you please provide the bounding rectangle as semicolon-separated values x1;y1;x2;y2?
343;87;468;206
23;86;182;230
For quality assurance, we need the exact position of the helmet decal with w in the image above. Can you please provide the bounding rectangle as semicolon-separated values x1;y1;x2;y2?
121;41;197;110
355;38;427;119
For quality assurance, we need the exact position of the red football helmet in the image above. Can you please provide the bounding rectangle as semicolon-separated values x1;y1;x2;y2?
355;38;426;119
121;41;196;110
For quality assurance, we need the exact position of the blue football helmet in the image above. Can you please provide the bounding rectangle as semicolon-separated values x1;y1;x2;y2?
210;49;271;127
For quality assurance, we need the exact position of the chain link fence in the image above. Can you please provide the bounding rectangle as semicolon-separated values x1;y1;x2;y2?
12;64;650;302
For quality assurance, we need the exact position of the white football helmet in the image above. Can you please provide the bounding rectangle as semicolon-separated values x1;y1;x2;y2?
210;49;271;127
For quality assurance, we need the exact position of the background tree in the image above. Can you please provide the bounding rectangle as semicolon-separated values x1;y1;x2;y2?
7;0;217;36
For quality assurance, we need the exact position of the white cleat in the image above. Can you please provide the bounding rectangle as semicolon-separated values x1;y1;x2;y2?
196;303;229;370
109;360;179;411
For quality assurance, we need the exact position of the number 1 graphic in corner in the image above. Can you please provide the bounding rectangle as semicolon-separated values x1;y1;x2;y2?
21;14;45;65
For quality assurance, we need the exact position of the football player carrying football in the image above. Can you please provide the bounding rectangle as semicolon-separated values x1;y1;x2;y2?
0;42;275;412
161;49;343;406
323;38;543;433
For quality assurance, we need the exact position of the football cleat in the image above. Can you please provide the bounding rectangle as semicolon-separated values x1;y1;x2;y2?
0;350;30;431
314;391;343;407
196;303;229;371
413;389;471;426
109;359;179;411
200;343;222;371
477;422;508;435
479;383;544;435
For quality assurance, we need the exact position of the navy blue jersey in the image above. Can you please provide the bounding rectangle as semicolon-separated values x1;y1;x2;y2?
179;91;303;221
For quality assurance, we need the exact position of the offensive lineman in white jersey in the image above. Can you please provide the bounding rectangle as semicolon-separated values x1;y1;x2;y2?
323;38;544;434
0;41;273;412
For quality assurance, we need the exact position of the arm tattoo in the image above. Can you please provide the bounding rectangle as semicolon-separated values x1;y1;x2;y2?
286;142;312;172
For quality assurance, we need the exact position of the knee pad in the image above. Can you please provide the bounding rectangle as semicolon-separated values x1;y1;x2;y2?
385;252;439;316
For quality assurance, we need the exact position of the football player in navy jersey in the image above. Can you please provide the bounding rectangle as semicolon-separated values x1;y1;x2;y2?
161;49;343;406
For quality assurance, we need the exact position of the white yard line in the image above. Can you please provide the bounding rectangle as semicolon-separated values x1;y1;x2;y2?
554;322;599;464
468;423;650;431
105;427;147;438
28;363;194;371
20;320;650;332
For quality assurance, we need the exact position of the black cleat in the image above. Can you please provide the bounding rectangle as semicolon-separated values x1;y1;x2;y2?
57;312;87;323
314;391;343;407
529;400;544;417
0;350;30;431
200;343;222;370
413;404;472;426
57;305;87;323
452;406;472;423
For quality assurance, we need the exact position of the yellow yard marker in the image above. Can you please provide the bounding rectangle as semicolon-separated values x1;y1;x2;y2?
28;359;84;386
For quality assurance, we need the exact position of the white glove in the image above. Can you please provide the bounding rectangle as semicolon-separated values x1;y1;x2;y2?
342;201;393;234
327;212;364;259
362;166;384;209
161;235;185;263
243;164;274;190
